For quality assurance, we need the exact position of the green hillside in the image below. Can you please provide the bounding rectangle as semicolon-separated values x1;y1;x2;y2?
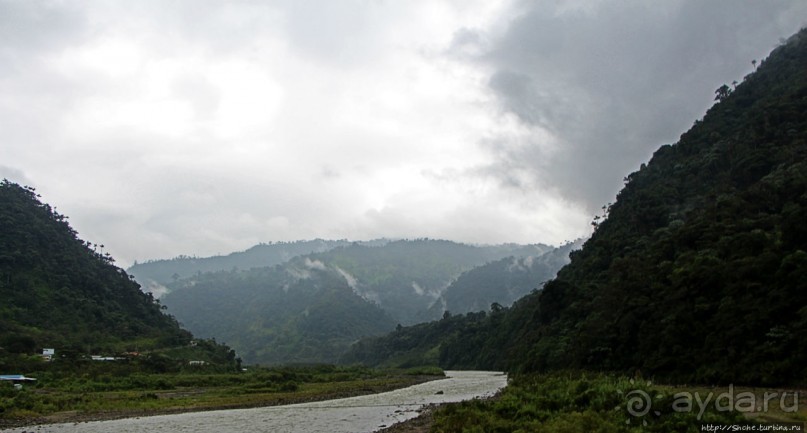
0;181;191;356
349;28;807;387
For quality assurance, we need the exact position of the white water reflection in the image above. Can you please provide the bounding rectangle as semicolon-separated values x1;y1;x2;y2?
1;371;507;433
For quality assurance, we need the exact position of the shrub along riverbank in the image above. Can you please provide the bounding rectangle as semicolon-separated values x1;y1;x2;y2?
428;372;806;433
0;364;443;428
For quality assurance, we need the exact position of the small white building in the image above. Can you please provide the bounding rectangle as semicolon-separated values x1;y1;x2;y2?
42;348;55;361
91;356;122;361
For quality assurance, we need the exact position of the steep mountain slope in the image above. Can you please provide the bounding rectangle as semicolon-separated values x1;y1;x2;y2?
348;28;807;386
127;239;361;297
0;181;192;355
516;29;807;384
436;240;582;316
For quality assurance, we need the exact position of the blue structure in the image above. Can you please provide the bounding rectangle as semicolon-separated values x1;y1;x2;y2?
0;375;37;382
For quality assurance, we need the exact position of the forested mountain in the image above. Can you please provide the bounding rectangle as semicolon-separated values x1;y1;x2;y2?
347;28;807;386
162;258;396;365
0;181;192;355
435;240;582;316
160;239;567;365
127;239;365;297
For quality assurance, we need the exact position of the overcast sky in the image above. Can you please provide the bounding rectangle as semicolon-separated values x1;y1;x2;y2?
2;1;805;267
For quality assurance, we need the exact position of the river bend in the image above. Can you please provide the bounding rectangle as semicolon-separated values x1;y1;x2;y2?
1;370;507;433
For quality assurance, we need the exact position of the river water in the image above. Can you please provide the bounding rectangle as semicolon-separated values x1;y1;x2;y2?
2;371;507;433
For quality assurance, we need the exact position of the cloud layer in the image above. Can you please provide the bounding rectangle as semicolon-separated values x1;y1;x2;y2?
1;0;804;266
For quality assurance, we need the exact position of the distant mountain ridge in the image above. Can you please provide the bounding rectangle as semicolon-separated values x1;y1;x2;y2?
128;239;382;297
159;239;572;364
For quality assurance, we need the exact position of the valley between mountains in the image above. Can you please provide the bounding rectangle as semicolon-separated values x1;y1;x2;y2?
128;239;581;365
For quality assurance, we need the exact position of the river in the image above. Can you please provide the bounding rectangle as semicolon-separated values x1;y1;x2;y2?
2;371;507;433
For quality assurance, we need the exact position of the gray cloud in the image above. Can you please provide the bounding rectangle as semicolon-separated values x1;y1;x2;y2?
0;1;87;58
284;1;375;64
0;166;32;185
470;0;807;210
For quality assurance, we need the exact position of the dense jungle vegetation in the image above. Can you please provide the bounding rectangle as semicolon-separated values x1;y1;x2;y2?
0;180;198;356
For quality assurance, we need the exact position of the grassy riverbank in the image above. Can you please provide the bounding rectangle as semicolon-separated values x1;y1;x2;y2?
426;372;806;433
0;364;444;429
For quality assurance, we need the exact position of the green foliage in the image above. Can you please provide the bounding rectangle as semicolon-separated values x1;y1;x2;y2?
343;288;546;371
0;181;196;358
341;310;490;368
431;372;746;433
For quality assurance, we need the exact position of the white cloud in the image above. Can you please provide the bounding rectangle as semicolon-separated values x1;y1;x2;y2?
304;258;327;271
